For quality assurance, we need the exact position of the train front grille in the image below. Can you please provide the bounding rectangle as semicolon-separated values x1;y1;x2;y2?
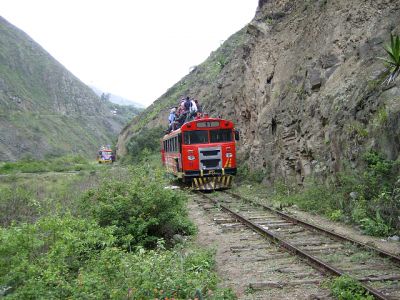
199;146;221;170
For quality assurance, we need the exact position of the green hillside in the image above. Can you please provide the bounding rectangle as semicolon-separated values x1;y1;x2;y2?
0;16;139;161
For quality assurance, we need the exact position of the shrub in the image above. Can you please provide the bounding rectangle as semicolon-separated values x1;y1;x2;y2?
361;151;399;231
329;209;343;222
236;164;268;184
360;212;390;237
0;216;115;299
126;127;164;162
0;186;39;226
79;166;196;249
330;275;373;300
74;247;235;299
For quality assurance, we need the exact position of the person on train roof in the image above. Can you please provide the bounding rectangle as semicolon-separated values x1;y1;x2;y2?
168;107;176;125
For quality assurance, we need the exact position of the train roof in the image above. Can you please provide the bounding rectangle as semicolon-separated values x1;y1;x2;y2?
163;116;234;139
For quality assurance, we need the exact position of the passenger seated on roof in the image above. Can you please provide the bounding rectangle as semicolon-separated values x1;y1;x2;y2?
176;111;186;128
195;99;201;111
168;107;176;125
182;96;191;112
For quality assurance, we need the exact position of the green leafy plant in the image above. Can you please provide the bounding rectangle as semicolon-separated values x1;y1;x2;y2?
379;33;400;85
0;216;116;299
74;247;235;300
360;212;390;236
216;54;228;69
125;127;164;162
329;209;343;221
330;275;373;300
79;166;196;249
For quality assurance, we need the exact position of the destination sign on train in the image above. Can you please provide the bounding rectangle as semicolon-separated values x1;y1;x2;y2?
197;121;220;128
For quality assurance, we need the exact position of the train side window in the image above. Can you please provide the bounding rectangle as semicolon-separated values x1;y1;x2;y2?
178;134;182;151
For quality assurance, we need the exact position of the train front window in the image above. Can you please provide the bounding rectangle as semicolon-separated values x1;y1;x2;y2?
210;129;232;143
184;130;209;144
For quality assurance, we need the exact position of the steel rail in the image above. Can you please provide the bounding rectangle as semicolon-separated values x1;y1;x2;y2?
224;191;400;265
199;192;389;300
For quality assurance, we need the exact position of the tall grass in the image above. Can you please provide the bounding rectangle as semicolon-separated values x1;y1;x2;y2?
0;155;94;174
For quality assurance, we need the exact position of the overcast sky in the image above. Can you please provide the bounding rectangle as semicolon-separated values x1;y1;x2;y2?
1;0;258;107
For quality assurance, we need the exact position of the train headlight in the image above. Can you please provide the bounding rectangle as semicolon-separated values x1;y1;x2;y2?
225;153;233;158
188;155;196;161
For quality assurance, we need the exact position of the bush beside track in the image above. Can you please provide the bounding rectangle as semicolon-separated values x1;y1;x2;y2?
0;161;236;299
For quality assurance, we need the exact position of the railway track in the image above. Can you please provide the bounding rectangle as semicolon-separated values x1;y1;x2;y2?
193;190;400;299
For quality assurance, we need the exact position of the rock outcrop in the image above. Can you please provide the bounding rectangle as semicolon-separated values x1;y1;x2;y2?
118;0;400;184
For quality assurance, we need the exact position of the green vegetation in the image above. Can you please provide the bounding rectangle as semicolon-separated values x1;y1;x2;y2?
104;100;142;125
329;275;373;300
0;158;234;298
79;167;195;249
0;166;104;227
280;151;399;236
237;150;399;237
379;33;400;85
0;155;94;174
125;126;164;163
236;164;269;184
345;121;369;140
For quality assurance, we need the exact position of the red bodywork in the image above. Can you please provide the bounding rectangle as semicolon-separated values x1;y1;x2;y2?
161;117;237;182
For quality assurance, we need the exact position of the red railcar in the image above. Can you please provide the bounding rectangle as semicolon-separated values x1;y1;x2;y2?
161;116;239;190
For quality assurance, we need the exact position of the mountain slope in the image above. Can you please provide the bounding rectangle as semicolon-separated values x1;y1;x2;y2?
0;16;137;161
118;0;400;184
89;85;145;108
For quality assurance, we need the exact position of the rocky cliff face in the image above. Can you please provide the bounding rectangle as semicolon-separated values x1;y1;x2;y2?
118;0;400;184
0;17;137;161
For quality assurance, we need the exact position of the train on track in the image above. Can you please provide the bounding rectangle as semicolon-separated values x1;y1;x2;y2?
161;115;239;190
97;146;115;164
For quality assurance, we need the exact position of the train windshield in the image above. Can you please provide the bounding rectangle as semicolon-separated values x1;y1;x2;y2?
184;130;208;144
210;129;232;143
183;129;233;144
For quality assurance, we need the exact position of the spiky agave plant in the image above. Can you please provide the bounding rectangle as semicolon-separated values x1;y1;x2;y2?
379;33;400;85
